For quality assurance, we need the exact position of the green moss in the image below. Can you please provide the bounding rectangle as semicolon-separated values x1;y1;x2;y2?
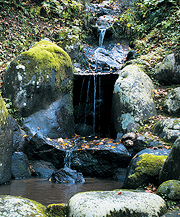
157;180;180;200
128;154;167;182
46;203;68;217
18;40;72;86
0;94;8;127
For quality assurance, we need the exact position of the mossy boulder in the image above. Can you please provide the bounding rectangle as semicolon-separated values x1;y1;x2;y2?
112;64;156;133
46;203;67;217
157;180;180;200
0;94;13;185
163;87;180;115
3;39;75;138
123;149;170;189
153;118;180;143
159;137;180;184
67;190;167;216
0;195;46;216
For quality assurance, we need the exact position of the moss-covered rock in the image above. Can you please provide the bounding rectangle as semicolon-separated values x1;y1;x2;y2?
3;39;75;138
123;149;169;189
159;137;180;184
0;94;13;185
46;203;67;217
0;195;46;216
157;180;180;200
67;190;167;216
112;64;156;134
3;39;73;117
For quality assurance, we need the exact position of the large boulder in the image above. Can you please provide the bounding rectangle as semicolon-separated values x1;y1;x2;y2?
0;94;13;185
67;190;167;217
159;137;180;184
11;152;31;179
163;87;180;115
112;65;156;133
3;39;75;138
123;148;170;189
0;195;46;216
157;180;180;200
153;118;180;143
70;138;131;178
155;52;180;85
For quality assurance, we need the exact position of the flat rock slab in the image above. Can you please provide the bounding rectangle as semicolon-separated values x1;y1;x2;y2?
0;195;46;217
68;190;167;217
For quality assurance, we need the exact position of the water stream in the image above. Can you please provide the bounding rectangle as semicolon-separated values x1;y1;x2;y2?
99;29;106;47
0;178;123;206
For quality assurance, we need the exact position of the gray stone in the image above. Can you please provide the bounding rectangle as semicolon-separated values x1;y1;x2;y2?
159;137;180;184
112;65;156;133
163;87;180;115
11;152;31;179
0;95;13;185
0;195;46;217
155;52;180;85
123;148;170;189
51;167;85;184
153;118;180;143
157;180;180;200
68;190;167;217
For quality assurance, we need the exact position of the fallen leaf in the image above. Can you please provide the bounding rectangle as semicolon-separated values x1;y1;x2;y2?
115;191;122;195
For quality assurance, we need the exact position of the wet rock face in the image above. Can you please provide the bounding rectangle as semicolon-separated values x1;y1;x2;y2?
22;133;66;169
30;160;57;178
11;152;31;179
0;95;13;185
3;40;75;139
112;64;156;134
79;44;128;74
68;190;167;217
51;167;85;184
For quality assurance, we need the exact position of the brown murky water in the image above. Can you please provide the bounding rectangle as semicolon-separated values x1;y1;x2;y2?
0;177;123;206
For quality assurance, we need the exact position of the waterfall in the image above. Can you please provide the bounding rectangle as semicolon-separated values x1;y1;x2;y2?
64;150;72;168
85;77;91;124
79;77;85;106
98;75;101;132
99;29;106;47
93;75;96;134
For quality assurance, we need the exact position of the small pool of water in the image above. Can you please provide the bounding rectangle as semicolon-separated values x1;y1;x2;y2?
0;177;123;206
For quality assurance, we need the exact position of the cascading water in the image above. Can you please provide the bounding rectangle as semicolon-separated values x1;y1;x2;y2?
93;75;96;134
73;1;129;137
99;29;106;47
